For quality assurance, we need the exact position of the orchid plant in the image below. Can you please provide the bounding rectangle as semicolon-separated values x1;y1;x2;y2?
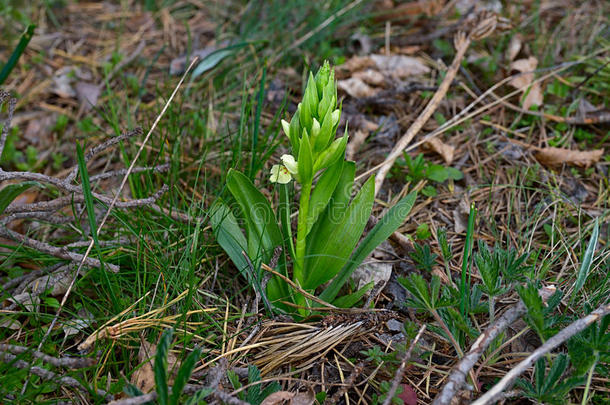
212;62;416;316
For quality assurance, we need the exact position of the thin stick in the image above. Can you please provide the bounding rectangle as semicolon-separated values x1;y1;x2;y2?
0;351;111;400
433;286;556;405
21;56;200;396
0;344;95;368
382;324;426;405
374;31;471;196
471;301;610;405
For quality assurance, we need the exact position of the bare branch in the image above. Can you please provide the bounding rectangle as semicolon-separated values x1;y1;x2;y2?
65;127;144;183
0;351;111;400
383;324;427;405
0;225;119;272
0;344;95;368
433;286;556;405
471;301;610;405
89;163;170;182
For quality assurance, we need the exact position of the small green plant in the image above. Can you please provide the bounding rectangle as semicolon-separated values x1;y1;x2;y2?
227;365;280;404
124;329;211;405
514;354;585;405
212;62;417;316
395;152;462;197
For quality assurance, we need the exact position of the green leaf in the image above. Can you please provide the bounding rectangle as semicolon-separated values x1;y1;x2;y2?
184;388;213;405
426;165;449;182
226;169;283;267
0;181;39;215
446;167;463;180
210;201;251;281
170;348;201;405
191;42;250;78
155;329;173;405
307;159;343;235
332;282;373;308
304;176;375;290
306;161;355;249
517;282;545;339
298;130;313;183
321;191;417;302
572;219;599;302
0;24;35;85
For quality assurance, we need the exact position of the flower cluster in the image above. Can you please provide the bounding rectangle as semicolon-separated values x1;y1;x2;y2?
271;61;345;185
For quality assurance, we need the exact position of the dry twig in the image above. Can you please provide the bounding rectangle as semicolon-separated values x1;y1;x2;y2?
471;301;610;405
433;286;556;405
382;324;426;405
0;344;95;368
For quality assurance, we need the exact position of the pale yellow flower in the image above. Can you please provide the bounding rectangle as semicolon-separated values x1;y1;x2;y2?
270;164;292;184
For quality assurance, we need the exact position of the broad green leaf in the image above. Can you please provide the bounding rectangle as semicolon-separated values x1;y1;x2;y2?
321;191;417;302
155;329;173;405
170;348;201;405
210;201;251;281
303;176;375;290
226;169;282;266
0;181;39;215
306;159;343;235
307;161;355;243
426;165;449;182
332;282;373;308
572;219;598;301
191;43;250;78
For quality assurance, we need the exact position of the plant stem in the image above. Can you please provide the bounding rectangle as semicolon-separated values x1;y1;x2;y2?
582;351;598;405
294;181;312;285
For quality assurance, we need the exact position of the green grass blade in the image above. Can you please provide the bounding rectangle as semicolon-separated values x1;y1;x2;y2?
460;203;476;316
249;65;266;179
169;348;201;405
155;329;173;405
0;24;35;85
572;218;599;302
210;201;251;281
320;190;417;302
0;181;39;215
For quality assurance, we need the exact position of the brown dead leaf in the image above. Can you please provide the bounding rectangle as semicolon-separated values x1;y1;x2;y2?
131;341;156;393
535;147;604;168
75;82;101;111
337;77;378;98
423;137;455;164
353;69;385;86
370;54;430;78
0;318;21;330
261;389;314;405
508;57;543;110
337;55;376;76
261;391;295;405
131;340;181;393
506;34;522;62
29;269;72;296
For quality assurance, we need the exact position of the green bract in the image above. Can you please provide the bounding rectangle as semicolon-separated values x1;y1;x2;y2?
212;62;417;316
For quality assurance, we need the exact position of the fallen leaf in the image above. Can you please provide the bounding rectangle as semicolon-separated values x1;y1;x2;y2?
29;269;72;296
0;318;21;330
351;259;392;291
508;57;543;110
353;69;386;86
75;82;101;111
131;341;156;393
398;384;418;405
169;42;228;75
337;77;378;98
62;308;94;337
535;147;603;168
506;34;522;62
370;54;430;78
261;391;295;405
7;293;40;312
338;55;376;76
423;137;455;164
261;390;314;405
